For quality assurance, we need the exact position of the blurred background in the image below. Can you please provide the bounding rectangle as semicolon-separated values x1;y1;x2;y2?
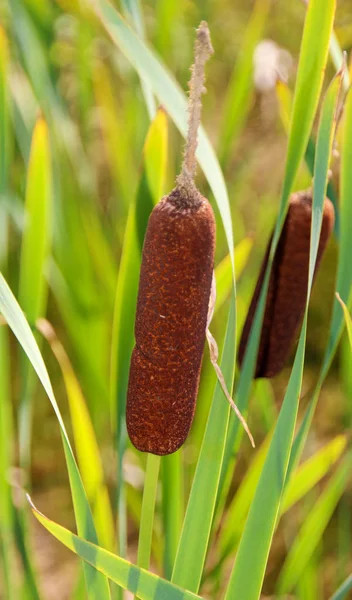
0;0;352;598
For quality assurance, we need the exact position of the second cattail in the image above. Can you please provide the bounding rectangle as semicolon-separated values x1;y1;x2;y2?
238;191;335;378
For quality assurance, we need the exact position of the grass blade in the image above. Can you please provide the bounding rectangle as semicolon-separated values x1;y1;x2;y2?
18;116;52;471
136;454;161;573
37;319;115;552
0;273;111;597
277;454;352;594
28;497;202;600
282;435;347;512
161;451;183;580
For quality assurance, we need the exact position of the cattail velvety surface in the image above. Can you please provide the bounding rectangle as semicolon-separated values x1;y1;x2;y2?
126;22;216;455
238;190;335;379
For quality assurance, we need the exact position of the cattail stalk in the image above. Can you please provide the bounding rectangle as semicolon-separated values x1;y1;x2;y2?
238;191;335;378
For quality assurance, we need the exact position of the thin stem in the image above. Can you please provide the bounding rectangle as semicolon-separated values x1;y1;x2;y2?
177;21;213;189
134;453;161;599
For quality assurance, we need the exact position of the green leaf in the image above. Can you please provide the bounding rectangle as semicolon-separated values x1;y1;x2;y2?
224;23;340;597
330;575;352;600
217;434;346;569
282;435;347;512
28;497;202;600
137;454;160;571
161;451;184;580
171;295;236;593
336;294;352;351
277;455;352;594
19;117;51;328
0;273;111;598
96;0;235;271
18;116;52;471
37;320;115;552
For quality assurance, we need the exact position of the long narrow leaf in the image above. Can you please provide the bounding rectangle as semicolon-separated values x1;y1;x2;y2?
28;497;202;600
0;273;111;598
277;454;352;594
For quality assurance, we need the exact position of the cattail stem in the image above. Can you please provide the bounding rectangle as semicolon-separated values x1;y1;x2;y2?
177;21;213;194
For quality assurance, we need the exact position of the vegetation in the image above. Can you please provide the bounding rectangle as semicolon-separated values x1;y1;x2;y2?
0;0;351;599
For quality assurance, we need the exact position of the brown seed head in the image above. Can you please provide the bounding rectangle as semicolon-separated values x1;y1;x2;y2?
126;23;215;455
238;191;335;378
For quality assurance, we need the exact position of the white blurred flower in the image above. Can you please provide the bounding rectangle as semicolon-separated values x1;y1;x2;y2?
253;40;293;91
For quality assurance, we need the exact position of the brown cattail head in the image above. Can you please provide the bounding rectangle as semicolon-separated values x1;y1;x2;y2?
126;23;216;455
238;191;335;379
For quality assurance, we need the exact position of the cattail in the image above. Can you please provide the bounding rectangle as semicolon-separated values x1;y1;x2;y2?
238;190;335;379
126;22;216;455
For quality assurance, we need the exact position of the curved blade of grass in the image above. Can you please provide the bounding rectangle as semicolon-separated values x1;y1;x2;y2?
216;433;346;574
37;319;115;552
330;575;352;600
219;0;337;518
0;273;111;598
96;0;235;270
277;454;352;594
110;109;167;561
282;434;347;512
224;50;341;600
18;116;51;473
219;0;271;165
28;496;202;600
120;0;156;119
171;294;236;593
336;294;352;349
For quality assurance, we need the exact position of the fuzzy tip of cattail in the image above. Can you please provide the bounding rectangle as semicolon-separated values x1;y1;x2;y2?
176;21;213;204
238;190;335;379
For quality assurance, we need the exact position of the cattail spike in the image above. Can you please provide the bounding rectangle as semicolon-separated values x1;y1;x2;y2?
238;191;335;379
177;21;213;192
127;22;216;455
